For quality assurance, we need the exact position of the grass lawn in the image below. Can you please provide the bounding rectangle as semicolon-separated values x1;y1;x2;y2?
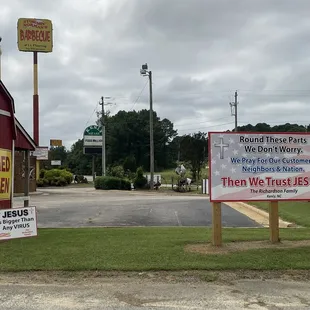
151;168;209;184
250;201;310;227
1;227;310;272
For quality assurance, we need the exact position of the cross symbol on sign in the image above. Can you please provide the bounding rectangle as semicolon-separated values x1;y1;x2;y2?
214;137;229;159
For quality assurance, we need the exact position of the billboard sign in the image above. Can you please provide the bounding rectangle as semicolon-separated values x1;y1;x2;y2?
51;160;61;166
17;18;53;52
0;207;38;240
83;125;102;154
32;146;48;160
209;132;310;202
0;149;12;201
84;136;102;147
50;139;62;147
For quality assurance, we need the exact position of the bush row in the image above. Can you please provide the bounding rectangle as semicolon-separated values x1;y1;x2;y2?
94;176;131;190
37;169;73;187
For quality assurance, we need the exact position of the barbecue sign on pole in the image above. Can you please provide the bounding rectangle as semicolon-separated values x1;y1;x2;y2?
17;18;53;53
208;132;310;246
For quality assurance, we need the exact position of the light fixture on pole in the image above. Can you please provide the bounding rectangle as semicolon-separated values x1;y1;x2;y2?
140;63;154;190
99;96;113;176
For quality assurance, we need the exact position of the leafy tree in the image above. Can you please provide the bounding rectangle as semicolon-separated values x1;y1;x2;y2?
237;123;308;133
66;139;100;175
180;132;208;181
96;109;177;171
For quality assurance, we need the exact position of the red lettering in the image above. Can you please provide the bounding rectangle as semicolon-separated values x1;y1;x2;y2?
293;177;309;186
22;30;50;42
0;156;10;172
221;177;247;187
248;177;265;186
0;178;9;194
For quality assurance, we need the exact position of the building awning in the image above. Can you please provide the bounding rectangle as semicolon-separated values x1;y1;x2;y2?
0;80;16;139
15;118;37;151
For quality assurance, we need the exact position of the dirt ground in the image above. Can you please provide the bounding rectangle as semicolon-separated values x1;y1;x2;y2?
185;239;310;255
2;269;310;285
2;270;310;309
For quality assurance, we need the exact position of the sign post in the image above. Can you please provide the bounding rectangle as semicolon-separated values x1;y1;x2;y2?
17;18;53;180
209;132;310;245
212;202;222;246
83;125;102;181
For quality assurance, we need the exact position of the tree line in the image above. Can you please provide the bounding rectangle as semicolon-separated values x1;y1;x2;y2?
44;110;310;180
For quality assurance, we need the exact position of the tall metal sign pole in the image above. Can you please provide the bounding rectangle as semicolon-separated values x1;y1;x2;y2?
17;18;53;179
83;125;102;181
140;63;154;190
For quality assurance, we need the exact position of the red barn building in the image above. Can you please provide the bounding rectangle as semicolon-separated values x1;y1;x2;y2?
0;80;36;209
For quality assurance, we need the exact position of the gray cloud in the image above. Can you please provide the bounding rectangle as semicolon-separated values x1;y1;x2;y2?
1;0;310;148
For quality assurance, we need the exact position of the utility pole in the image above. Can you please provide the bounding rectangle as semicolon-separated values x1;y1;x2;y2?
149;71;154;190
140;63;154;190
229;90;238;132
99;96;113;176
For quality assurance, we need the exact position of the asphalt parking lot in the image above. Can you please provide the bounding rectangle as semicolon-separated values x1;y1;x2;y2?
14;188;260;228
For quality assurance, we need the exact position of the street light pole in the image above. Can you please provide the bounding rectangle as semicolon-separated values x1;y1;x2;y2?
140;63;154;190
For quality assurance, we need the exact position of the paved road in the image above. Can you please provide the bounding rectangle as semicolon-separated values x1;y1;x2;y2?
1;272;310;309
14;188;260;228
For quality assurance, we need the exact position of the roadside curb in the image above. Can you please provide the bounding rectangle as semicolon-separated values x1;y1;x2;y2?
14;191;43;198
225;201;293;228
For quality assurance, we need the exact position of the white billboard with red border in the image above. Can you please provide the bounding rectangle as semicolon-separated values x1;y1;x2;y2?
209;132;310;202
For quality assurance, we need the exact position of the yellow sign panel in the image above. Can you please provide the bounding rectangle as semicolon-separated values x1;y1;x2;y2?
0;149;12;200
50;139;62;147
17;18;53;52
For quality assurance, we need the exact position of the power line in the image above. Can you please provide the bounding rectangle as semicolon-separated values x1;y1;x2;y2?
177;121;235;132
130;81;149;110
84;101;99;128
174;116;231;127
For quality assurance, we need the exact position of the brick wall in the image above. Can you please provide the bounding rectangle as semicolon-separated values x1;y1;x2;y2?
14;151;37;193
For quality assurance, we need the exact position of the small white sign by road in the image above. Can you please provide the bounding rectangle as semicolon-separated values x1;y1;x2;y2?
0;207;37;240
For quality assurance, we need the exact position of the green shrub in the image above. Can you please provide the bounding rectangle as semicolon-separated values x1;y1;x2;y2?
44;169;73;187
133;167;147;189
108;165;125;178
39;169;46;179
120;178;132;190
95;176;131;190
56;176;67;186
36;178;44;187
36;178;49;187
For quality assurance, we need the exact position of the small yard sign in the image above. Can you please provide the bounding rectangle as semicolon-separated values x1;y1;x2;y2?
0;207;37;240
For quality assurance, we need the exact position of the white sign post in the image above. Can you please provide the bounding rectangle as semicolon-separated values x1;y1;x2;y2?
32;147;48;160
0;207;38;240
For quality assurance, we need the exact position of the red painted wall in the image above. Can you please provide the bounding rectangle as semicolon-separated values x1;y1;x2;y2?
0;89;14;209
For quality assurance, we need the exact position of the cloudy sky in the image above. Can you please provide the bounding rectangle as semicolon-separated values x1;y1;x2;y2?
1;0;310;148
